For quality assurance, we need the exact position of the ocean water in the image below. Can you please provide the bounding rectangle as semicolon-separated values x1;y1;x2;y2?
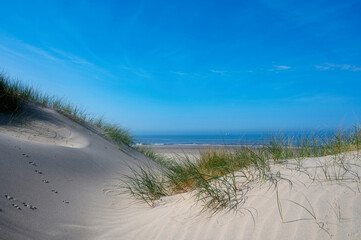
133;131;318;146
134;134;264;145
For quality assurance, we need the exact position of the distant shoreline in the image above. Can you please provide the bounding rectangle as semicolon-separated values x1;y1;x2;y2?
136;144;254;158
133;130;339;147
134;143;253;147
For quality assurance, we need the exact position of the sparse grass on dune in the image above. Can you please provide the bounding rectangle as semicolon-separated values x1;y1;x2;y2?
0;74;23;114
98;123;133;146
0;72;133;146
122;166;167;207
124;127;361;213
134;146;168;164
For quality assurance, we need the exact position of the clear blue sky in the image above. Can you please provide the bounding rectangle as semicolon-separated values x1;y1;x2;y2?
1;0;361;134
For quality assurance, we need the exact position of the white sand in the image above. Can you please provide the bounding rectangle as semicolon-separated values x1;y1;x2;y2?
1;105;361;239
139;145;247;162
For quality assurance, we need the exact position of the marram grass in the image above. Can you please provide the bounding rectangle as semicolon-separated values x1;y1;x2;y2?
124;127;361;213
0;72;133;146
122;166;167;207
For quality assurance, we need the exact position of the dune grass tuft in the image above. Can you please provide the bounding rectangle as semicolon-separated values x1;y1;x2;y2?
124;127;361;213
0;73;24;114
0;72;133;145
96;123;133;146
134;146;168;164
122;166;168;207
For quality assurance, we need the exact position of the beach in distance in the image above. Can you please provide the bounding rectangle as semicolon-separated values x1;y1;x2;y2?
2;0;361;239
139;143;247;160
134;132;265;146
134;131;339;157
134;129;341;146
134;132;281;158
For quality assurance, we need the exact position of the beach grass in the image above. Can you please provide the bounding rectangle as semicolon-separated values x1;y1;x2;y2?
122;166;167;207
0;74;24;114
0;72;133;145
124;127;361;212
134;146;168;164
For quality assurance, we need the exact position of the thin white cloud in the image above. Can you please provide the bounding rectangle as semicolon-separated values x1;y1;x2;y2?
50;48;93;65
268;65;291;71
275;65;291;70
21;43;59;62
282;93;350;103
119;65;151;78
172;71;187;76
210;69;228;74
1;37;95;67
315;65;331;70
315;63;361;72
0;37;118;81
0;44;26;58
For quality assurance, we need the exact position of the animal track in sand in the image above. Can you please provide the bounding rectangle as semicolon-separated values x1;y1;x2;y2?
11;203;22;211
22;153;30;158
5;194;21;210
5;194;37;211
5;194;15;201
28;161;37;167
62;200;70;204
27;161;47;180
51;190;58;194
22;202;37;210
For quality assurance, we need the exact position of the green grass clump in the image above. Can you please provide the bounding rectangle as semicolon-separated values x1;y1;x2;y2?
0;72;133;146
122;166;168;207
0;74;24;114
97;123;133;146
125;127;361;212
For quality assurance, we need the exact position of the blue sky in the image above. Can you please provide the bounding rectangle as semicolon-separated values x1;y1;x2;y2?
1;0;361;134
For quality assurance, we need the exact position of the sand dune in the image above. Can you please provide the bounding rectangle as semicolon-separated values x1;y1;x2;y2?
109;153;361;240
0;104;89;148
0;105;151;239
1;105;361;239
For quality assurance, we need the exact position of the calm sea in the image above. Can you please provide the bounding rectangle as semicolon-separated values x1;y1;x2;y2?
133;130;332;146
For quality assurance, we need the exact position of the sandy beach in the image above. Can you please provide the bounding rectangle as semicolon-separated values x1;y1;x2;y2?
0;104;361;239
142;144;248;160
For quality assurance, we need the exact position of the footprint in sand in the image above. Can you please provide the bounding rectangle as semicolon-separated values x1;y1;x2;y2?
51;190;58;194
5;195;37;211
62;200;70;204
6;195;21;211
11;203;22;211
28;161;37;167
5;194;15;201
29;163;46;179
22;202;37;210
22;153;30;158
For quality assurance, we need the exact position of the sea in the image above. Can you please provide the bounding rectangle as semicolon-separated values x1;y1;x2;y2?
133;130;334;146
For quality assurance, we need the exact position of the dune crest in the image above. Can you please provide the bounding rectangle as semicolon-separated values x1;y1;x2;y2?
0;104;89;148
